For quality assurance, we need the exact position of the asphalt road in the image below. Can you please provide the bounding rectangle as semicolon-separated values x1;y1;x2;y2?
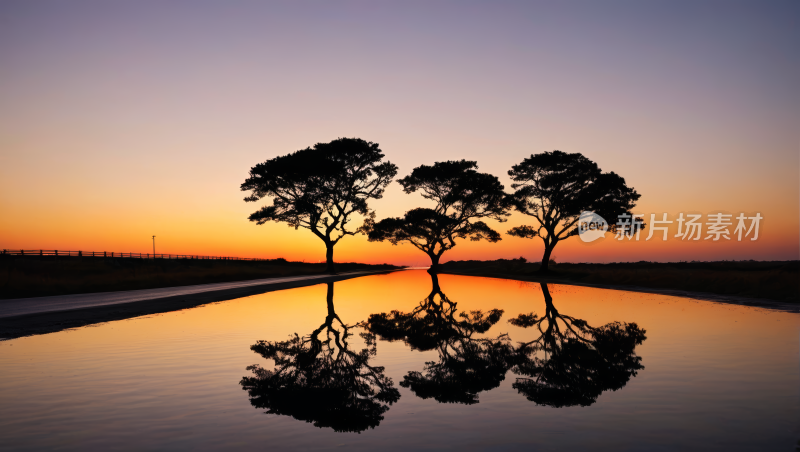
0;270;392;319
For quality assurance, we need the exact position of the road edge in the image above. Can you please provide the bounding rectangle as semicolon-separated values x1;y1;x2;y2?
0;269;401;340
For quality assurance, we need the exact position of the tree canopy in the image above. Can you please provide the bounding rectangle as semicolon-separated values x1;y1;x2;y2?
366;160;508;272
240;282;400;433
364;273;513;405
507;151;641;271
241;138;397;273
509;283;647;407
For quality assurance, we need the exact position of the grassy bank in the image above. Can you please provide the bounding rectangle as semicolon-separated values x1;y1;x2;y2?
440;259;799;302
0;255;398;299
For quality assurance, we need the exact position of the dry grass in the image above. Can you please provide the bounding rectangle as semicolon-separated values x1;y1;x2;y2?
440;259;800;302
0;256;398;299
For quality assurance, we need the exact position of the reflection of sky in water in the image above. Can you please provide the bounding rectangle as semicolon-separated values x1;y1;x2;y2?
0;270;797;450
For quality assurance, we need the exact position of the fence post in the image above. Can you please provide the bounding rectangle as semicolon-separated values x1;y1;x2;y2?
40;250;43;256
78;250;82;257
20;249;24;256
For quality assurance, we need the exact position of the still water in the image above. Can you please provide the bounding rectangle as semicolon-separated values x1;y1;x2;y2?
0;270;798;451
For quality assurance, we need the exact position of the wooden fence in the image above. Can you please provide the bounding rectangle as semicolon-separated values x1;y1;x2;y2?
0;249;272;261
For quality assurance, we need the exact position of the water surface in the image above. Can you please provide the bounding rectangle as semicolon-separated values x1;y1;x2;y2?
0;270;797;451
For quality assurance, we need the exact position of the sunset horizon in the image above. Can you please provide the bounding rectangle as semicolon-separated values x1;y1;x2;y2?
1;1;797;265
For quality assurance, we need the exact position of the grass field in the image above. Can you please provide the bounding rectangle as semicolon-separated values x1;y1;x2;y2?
440;259;800;302
0;256;398;299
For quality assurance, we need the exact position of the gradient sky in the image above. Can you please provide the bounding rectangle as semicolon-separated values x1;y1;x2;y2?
1;1;798;264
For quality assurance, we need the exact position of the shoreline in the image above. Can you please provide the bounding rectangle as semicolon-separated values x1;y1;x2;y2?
440;269;800;313
4;265;797;341
0;269;400;340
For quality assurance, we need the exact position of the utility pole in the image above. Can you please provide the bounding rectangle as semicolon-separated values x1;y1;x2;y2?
152;235;156;257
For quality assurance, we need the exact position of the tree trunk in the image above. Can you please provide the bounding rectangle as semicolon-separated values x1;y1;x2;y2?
428;272;442;298
325;242;336;274
540;244;554;272
540;282;555;311
427;253;441;274
325;282;335;316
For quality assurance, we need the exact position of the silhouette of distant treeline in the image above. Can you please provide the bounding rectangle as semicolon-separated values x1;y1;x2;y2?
243;138;641;274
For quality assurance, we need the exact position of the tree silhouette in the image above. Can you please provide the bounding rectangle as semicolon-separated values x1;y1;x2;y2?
241;138;398;273
509;282;647;407
365;160;508;273
240;282;400;433
365;273;515;404
507;151;641;271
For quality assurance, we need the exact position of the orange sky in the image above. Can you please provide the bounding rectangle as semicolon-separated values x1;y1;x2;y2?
1;2;797;264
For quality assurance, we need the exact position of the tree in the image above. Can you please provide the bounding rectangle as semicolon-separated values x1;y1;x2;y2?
507;151;641;272
241;138;398;273
509;283;647;407
364;273;514;405
240;282;400;433
365;160;508;273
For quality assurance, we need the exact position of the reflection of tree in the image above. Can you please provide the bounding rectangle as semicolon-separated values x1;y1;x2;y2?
365;274;514;404
240;282;400;433
510;283;647;407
